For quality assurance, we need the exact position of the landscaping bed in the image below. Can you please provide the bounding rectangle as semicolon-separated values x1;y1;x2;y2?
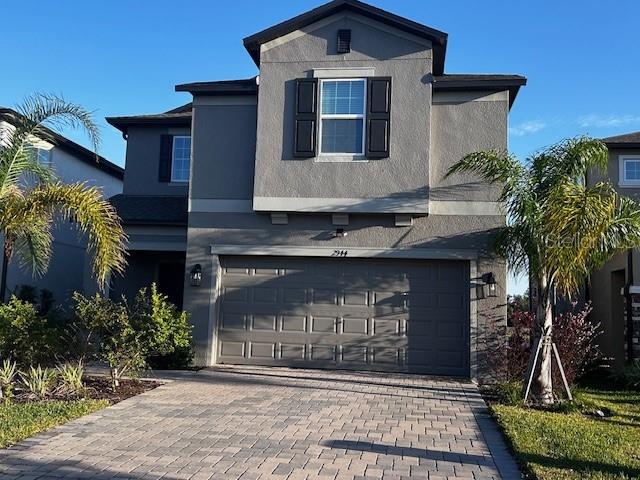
1;376;160;449
488;387;640;480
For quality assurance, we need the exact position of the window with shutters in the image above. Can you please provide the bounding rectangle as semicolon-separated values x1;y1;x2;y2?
318;79;366;156
171;136;191;182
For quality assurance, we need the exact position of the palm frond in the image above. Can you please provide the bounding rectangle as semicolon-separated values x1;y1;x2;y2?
543;180;640;294
13;182;127;290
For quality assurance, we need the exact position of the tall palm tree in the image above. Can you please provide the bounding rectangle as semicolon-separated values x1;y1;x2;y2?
447;137;640;404
0;93;126;299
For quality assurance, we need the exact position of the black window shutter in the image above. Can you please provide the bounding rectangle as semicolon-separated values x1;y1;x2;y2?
366;77;391;159
293;78;318;158
158;134;173;182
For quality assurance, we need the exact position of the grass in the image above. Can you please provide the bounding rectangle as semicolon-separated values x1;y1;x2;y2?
0;399;108;448
491;388;640;479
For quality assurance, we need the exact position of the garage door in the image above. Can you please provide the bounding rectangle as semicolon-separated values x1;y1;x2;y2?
216;256;470;376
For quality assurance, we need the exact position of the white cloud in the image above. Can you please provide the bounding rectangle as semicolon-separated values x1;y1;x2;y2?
578;114;640;128
510;120;547;136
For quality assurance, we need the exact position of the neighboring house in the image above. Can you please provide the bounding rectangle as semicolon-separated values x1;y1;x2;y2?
0;108;124;305
589;131;640;368
107;0;526;379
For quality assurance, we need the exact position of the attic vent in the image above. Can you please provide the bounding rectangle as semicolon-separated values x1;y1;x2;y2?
337;29;351;54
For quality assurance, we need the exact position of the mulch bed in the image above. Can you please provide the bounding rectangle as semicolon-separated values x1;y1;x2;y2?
12;376;161;405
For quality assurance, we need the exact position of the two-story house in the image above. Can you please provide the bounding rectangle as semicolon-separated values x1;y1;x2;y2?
108;0;526;379
589;131;640;368
0;108;124;305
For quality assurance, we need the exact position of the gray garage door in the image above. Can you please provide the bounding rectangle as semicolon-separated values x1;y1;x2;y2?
216;256;470;376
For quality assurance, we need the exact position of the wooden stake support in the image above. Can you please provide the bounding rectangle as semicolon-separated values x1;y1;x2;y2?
523;337;572;404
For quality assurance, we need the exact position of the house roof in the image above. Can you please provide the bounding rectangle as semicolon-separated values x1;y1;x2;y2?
175;77;259;96
602;131;640;149
242;0;449;75
109;194;188;226
432;74;527;108
0;108;124;180
106;104;193;136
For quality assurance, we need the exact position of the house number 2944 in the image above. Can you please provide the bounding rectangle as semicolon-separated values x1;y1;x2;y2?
331;250;348;257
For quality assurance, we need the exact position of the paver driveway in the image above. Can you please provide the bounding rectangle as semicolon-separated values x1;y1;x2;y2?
0;367;519;479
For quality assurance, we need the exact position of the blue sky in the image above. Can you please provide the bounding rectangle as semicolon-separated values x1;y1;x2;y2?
2;1;639;294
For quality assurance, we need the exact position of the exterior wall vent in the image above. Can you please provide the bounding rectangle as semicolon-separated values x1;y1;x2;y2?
337;29;351;54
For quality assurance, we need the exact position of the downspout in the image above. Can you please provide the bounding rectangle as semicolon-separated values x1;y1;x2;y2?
625;249;635;363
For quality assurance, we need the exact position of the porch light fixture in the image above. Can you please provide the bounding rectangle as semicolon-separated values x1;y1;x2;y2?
483;272;497;297
190;264;202;287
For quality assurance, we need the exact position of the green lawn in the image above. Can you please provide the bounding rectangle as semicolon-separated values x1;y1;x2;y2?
491;388;640;479
0;399;108;448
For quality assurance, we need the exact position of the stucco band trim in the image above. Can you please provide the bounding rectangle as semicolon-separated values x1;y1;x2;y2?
209;244;478;260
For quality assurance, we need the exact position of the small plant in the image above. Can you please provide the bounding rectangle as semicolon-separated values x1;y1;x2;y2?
0;359;18;400
56;362;85;395
494;382;523;406
19;366;57;399
614;359;640;390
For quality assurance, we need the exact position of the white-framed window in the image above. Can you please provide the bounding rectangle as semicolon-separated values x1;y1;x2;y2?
36;148;52;167
619;155;640;186
171;136;191;182
318;78;366;157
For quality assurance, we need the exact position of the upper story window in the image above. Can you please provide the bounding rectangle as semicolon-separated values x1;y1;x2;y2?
36;148;52;167
319;79;366;156
27;145;52;167
620;155;640;186
171;136;191;182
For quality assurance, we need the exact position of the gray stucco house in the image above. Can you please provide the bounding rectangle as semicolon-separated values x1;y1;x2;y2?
107;0;526;379
0;108;124;305
589;131;640;369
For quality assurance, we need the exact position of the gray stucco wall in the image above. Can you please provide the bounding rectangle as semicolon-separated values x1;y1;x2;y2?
430;92;507;202
253;13;432;205
122;126;190;197
190;99;257;200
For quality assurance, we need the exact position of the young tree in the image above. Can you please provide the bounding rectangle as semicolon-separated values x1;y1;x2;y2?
0;94;126;298
447;137;640;404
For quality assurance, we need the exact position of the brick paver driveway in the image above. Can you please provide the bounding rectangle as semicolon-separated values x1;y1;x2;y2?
0;367;520;479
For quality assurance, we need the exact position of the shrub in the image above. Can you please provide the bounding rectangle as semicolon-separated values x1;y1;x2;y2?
56;362;84;395
0;360;18;400
20;366;57;399
132;284;193;369
494;382;523;406
72;293;145;389
613;360;640;390
491;303;601;389
0;297;61;365
72;284;193;388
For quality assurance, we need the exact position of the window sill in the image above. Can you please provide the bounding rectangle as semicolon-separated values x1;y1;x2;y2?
314;156;368;163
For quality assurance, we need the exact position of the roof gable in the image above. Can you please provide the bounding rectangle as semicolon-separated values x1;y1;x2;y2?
243;0;448;74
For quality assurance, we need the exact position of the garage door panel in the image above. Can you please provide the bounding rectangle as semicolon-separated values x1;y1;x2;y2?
216;256;470;376
249;342;276;359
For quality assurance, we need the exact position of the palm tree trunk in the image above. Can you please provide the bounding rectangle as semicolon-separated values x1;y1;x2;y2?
535;274;554;404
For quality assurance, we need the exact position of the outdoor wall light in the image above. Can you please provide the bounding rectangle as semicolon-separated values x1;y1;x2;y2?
482;272;497;297
190;264;202;287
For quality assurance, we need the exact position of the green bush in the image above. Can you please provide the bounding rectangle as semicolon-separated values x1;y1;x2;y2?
613;360;640;390
72;283;193;388
133;284;193;369
494;382;523;406
73;292;145;389
0;297;61;365
56;362;85;395
0;360;18;400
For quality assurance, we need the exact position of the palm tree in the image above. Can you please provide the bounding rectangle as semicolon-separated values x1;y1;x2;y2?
0;93;126;299
447;137;640;404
